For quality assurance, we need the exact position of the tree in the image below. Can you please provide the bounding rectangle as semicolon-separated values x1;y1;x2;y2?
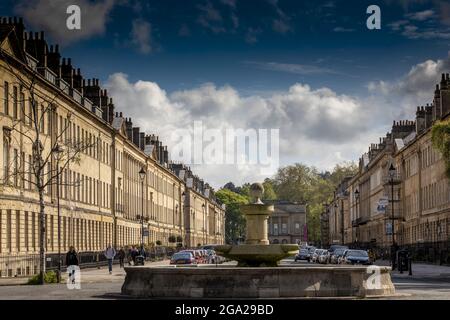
1;31;95;284
262;178;277;200
431;119;450;178
215;188;249;244
271;162;357;243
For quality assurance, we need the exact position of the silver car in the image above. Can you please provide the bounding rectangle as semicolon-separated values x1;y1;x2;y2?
318;250;329;264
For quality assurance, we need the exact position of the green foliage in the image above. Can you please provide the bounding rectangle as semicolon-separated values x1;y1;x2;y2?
431;120;450;178
262;178;277;200
176;236;183;243
271;162;358;243
27;271;58;285
216;188;249;244
155;240;162;246
168;235;176;243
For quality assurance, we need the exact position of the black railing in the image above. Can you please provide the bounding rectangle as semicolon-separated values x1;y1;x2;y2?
0;248;176;278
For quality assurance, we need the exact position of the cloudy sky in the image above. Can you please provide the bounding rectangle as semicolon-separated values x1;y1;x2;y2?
2;0;450;188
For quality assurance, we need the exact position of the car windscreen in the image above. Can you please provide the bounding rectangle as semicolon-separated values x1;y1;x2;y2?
173;253;192;259
346;250;368;257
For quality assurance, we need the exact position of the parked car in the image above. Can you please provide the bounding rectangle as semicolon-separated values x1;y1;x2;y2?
180;250;202;264
307;247;316;261
342;250;371;265
328;245;349;254
311;249;323;263
318;250;329;264
295;248;310;262
170;252;195;265
330;248;346;264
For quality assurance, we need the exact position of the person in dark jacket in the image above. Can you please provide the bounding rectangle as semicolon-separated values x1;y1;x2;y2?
66;246;78;284
66;246;79;266
130;246;139;265
118;247;126;268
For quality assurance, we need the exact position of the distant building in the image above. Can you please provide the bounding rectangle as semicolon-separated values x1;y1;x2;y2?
266;201;306;244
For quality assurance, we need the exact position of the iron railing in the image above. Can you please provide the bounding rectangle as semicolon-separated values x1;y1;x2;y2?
0;247;177;278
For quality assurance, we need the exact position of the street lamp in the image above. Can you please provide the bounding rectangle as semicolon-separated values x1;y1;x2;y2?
52;144;63;282
334;202;338;244
354;189;360;247
139;166;146;260
202;203;206;245
388;163;397;268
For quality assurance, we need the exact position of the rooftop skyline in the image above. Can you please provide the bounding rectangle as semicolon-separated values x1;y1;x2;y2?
2;0;450;188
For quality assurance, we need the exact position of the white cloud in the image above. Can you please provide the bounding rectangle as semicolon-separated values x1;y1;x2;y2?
244;61;340;75
130;18;153;54
105;73;378;187
368;52;450;112
406;9;436;21
15;0;115;45
333;27;355;32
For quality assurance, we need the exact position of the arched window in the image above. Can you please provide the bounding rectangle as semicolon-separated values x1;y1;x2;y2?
281;239;288;244
272;239;279;244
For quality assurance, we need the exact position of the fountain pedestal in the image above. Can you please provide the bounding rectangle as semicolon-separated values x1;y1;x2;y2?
214;183;298;267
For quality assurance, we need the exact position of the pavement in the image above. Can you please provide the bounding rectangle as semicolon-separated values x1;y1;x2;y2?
0;258;449;299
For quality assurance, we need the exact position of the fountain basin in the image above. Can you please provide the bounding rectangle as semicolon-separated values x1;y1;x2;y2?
214;244;299;267
121;265;395;298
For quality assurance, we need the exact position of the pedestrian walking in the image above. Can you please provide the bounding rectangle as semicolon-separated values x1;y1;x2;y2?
118;247;126;268
65;246;79;283
104;244;116;274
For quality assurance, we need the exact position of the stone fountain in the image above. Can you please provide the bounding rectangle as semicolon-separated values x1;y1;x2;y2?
121;182;396;298
214;183;298;267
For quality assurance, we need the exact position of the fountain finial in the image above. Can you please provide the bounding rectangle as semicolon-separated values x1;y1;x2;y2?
249;183;264;204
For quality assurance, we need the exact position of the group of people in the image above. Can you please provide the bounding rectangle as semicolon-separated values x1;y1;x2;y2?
65;245;145;276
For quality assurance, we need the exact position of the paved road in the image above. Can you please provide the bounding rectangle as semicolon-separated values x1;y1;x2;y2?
0;258;449;299
289;258;450;300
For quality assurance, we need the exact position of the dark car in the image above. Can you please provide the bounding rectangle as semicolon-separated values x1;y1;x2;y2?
342;250;371;265
306;246;316;260
328;245;348;253
330;248;346;264
170;252;195;265
295;249;310;262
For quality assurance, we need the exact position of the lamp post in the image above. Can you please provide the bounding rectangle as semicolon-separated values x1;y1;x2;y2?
52;144;63;283
388;163;397;268
182;191;186;246
340;199;344;245
139;166;146;260
202;203;206;245
334;202;338;244
354;189;360;248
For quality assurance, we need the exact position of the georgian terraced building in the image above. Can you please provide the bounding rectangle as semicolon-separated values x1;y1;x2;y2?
325;73;450;263
0;17;225;277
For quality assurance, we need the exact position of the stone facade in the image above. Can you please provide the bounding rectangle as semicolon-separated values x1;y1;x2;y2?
0;18;225;276
325;73;450;262
266;201;306;244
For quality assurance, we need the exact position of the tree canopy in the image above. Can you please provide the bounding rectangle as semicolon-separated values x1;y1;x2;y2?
219;162;358;245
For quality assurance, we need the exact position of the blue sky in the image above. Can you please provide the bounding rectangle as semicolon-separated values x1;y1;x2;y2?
2;0;450;187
